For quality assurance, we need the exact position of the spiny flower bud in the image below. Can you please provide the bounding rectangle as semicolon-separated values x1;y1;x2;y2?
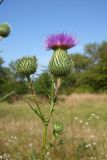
53;121;63;137
0;23;11;38
49;49;74;77
16;56;37;77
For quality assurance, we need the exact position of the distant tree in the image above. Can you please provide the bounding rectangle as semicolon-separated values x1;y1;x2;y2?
98;41;107;74
84;43;99;64
0;57;4;66
81;41;107;92
0;57;5;77
61;73;77;94
34;72;51;96
9;60;19;79
70;53;92;72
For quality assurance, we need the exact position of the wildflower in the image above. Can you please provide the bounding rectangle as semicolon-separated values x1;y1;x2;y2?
85;144;91;148
85;122;88;125
96;116;99;119
28;143;33;148
93;142;96;146
46;152;50;156
103;134;106;137
88;118;91;121
79;120;83;123
45;33;78;50
14;136;17;140
74;117;79;120
47;33;77;77
91;113;96;117
90;134;95;139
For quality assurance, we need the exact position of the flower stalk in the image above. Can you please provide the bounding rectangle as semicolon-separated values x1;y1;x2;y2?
26;76;45;122
26;75;60;160
41;76;61;160
41;123;48;160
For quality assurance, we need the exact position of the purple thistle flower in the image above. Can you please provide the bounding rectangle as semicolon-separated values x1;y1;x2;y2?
45;33;78;50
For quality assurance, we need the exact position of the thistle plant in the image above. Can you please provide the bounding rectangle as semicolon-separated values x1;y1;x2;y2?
16;33;78;159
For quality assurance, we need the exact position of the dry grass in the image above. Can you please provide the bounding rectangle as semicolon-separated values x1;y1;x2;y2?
0;94;107;159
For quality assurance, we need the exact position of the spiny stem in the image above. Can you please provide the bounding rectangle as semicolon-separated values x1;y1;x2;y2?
47;77;61;123
41;123;48;160
41;75;56;160
26;76;48;159
25;100;45;122
27;76;44;120
27;75;61;160
49;138;72;149
47;76;55;123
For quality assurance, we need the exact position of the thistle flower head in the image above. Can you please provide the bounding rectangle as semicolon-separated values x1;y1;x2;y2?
45;33;78;50
49;49;74;77
0;23;11;38
16;56;37;77
53;121;63;137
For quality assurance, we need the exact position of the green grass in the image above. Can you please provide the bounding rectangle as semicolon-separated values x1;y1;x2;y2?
0;94;107;160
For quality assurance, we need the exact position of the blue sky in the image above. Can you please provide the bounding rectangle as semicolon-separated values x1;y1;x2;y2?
0;0;107;69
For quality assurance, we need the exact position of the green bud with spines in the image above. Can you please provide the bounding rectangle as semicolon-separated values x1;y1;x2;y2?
53;121;63;137
0;23;11;38
16;56;37;77
49;49;74;77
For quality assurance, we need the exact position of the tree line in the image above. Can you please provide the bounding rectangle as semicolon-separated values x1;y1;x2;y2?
0;41;107;101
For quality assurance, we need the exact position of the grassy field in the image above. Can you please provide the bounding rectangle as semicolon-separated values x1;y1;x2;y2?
0;94;107;160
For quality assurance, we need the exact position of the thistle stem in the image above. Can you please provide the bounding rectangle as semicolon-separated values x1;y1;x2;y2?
48;99;56;124
47;76;56;122
41;75;56;160
48;77;61;123
27;75;61;160
27;76;44;120
41;99;55;160
41;123;48;160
